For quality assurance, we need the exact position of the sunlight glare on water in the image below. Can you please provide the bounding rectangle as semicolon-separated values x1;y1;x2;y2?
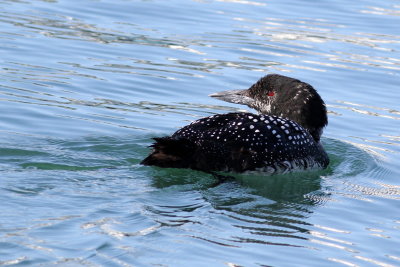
1;0;400;266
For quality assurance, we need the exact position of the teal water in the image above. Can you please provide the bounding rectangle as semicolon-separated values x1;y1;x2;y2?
1;0;400;266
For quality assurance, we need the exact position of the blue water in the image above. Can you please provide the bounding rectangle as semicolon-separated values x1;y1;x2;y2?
1;0;400;266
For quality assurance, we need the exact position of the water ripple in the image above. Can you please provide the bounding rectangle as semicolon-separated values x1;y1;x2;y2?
1;0;400;266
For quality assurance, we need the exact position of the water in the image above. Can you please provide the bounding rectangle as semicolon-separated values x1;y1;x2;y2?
1;0;399;266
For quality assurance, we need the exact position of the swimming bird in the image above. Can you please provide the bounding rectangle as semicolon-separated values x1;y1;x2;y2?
141;74;329;174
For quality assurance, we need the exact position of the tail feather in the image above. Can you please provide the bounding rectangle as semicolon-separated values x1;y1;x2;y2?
140;137;196;168
141;137;259;172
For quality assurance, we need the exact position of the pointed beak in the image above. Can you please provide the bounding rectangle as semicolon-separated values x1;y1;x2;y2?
209;89;255;106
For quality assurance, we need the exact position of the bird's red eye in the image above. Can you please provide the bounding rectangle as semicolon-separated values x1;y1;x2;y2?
268;91;275;96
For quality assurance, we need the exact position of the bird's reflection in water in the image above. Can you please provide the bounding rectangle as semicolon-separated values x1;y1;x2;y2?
145;137;373;247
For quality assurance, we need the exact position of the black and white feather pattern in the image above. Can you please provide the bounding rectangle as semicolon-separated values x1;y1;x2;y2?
142;112;329;173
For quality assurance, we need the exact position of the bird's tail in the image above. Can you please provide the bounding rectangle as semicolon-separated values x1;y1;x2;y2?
140;137;196;168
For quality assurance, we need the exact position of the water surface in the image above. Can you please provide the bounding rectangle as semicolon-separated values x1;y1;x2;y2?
1;0;400;266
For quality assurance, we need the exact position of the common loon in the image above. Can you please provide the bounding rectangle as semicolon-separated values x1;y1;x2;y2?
141;74;329;174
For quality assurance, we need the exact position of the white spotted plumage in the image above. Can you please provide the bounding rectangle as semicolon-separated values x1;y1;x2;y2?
172;112;327;173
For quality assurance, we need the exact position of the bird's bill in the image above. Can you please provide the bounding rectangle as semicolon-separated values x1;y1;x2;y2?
209;89;255;106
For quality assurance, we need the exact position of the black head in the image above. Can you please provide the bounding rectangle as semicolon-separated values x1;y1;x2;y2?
209;74;328;142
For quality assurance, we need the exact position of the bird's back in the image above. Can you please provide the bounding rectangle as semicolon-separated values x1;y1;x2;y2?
141;112;329;173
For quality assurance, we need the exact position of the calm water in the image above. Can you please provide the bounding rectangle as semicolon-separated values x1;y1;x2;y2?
1;0;400;266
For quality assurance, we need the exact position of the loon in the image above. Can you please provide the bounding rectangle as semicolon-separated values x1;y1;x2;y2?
141;74;329;174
